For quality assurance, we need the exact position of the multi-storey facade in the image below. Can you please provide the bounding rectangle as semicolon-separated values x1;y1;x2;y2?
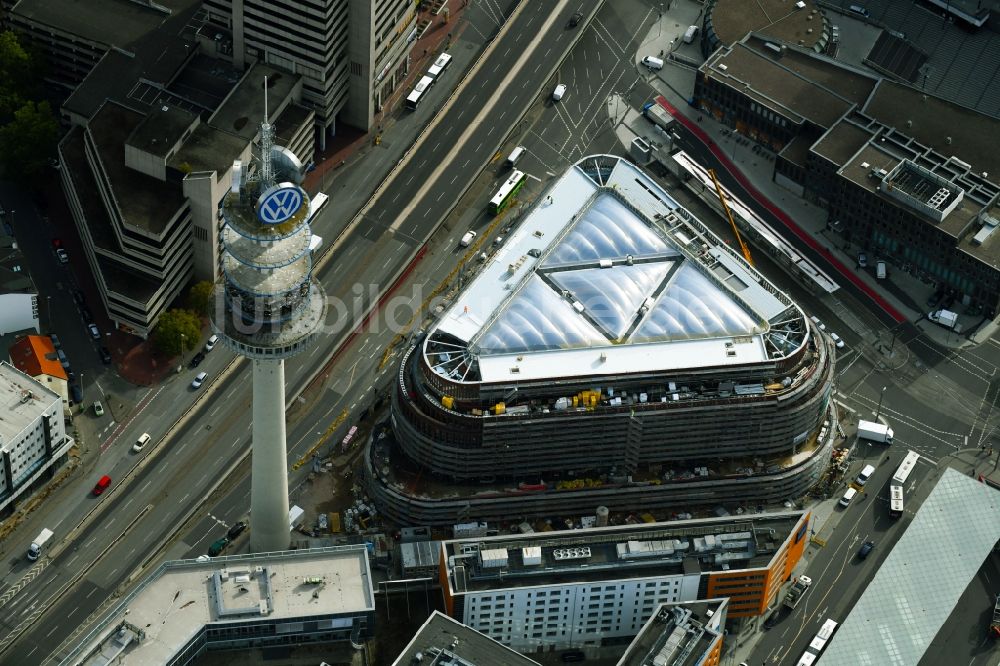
694;36;1000;316
60;546;375;665
439;513;810;651
0;361;73;516
618;600;727;666
205;0;416;140
374;155;836;524
58;64;312;337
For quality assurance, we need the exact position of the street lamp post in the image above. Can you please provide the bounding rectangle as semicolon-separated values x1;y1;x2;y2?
874;385;887;422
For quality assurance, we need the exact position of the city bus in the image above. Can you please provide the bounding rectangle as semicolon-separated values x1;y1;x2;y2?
488;170;527;215
889;484;904;518
306;192;329;223
427;52;452;79
892;449;920;486
888;450;919;518
809;618;839;653
405;75;435;111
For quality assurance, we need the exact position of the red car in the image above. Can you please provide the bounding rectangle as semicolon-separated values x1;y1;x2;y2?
92;475;111;496
51;238;63;250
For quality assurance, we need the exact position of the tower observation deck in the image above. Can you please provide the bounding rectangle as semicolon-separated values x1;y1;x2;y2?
211;97;327;552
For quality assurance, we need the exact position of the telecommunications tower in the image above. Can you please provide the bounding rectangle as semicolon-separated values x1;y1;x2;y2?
212;87;327;552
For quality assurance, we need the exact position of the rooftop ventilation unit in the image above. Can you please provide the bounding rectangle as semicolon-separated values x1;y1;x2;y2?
552;546;592;560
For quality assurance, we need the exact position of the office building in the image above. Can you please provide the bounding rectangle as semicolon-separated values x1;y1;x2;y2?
701;0;832;59
0;221;40;336
617;600;727;666
393;611;541;666
694;35;1000;316
439;512;810;651
58;61;313;338
371;155;836;525
0;361;73;515
59;546;375;665
204;0;417;140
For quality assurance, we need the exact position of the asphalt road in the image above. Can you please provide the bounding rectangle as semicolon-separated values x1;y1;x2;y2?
0;0;605;662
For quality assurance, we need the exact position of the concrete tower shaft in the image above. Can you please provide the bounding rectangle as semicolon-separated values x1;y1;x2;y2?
211;101;327;553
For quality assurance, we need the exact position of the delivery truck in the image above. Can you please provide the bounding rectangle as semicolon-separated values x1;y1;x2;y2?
857;419;893;444
27;528;54;561
928;309;958;330
783;575;813;609
642;101;673;131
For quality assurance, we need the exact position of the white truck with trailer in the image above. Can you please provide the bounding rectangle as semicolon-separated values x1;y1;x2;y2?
28;528;54;561
857;419;893;444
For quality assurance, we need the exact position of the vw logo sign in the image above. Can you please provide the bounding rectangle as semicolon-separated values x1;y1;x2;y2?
256;183;305;225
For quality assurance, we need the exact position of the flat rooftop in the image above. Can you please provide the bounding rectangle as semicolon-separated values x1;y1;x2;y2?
425;155;805;385
821;468;1000;666
443;512;805;595
11;0;199;48
864;80;1000;183
209;64;301;141
618;600;726;666
393;611;540;666
708;0;827;51
69;547;374;666
0;362;61;444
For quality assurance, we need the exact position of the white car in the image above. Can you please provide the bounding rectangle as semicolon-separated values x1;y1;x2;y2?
191;371;208;389
460;230;477;247
809;315;826;331
205;334;219;352
552;83;567;101
829;332;845;349
88;323;101;339
133;432;151;453
55;248;69;264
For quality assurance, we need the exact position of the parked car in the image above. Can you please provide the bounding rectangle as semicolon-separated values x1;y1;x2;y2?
93;401;104;417
189;351;206;368
552;83;567;101
227;520;248;540
88;323;101;340
51;238;63;250
809;315;826;331
857;252;868;268
99;346;112;364
55;248;69;264
205;334;219;352
208;537;230;557
72;289;86;306
460;230;477;247
858;540;875;559
50;334;61;349
829;332;845;349
567;11;583;27
191;371;208;389
80;306;93;323
70;384;83;404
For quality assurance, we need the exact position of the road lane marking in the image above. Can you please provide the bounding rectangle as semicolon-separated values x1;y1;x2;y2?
85;587;99;599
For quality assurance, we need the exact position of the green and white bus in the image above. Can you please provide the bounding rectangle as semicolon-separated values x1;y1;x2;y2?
488;170;527;215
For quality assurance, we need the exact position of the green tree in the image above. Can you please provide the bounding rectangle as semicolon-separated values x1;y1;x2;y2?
153;309;202;357
0;100;58;184
0;31;34;120
188;280;215;315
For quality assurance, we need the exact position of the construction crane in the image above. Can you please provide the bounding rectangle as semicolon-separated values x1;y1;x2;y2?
707;168;754;267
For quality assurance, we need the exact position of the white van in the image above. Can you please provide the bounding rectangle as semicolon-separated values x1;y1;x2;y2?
839;487;858;507
641;56;664;71
856;464;876;486
506;146;525;167
683;25;700;44
876;260;886;279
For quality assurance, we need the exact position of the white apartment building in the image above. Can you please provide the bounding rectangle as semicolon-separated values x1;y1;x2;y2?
441;513;809;651
207;0;416;142
0;362;73;515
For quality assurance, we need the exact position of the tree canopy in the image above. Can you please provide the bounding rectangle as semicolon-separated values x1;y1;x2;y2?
187;280;215;315
0;31;56;185
153;309;202;357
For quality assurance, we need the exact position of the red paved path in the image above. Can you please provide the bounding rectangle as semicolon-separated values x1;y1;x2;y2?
656;95;906;324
